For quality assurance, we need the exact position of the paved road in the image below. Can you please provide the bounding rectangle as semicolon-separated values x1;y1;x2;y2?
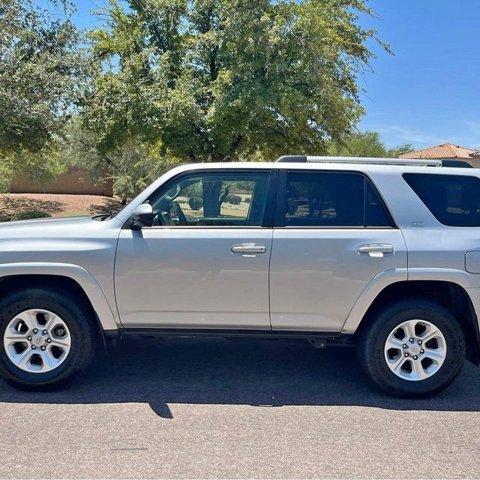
0;337;479;479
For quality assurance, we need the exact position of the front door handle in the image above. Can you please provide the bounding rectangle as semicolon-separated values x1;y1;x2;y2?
231;243;266;255
358;243;394;257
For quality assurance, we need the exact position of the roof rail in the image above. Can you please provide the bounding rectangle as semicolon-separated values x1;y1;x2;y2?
276;155;308;163
276;155;443;167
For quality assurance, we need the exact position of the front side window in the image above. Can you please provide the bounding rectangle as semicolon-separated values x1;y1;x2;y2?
149;171;270;227
404;173;480;227
283;171;392;227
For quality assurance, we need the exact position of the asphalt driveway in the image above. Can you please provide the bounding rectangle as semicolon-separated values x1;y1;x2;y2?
0;337;479;478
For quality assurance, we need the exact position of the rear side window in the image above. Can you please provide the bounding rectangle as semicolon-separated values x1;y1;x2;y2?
282;171;393;227
404;173;480;227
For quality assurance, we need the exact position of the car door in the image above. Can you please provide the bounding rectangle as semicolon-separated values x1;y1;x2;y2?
115;169;274;329
269;169;407;332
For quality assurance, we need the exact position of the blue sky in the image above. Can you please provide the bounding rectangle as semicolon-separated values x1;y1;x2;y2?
359;1;480;150
51;0;480;150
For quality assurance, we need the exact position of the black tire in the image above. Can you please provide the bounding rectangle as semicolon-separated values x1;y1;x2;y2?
358;300;466;398
0;287;97;390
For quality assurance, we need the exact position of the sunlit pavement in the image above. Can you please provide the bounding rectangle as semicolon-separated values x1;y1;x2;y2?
1;337;479;478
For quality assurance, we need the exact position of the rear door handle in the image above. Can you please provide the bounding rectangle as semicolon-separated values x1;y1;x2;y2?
231;243;266;255
358;243;394;257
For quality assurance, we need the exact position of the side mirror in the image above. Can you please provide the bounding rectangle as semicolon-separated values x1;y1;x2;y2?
131;203;154;230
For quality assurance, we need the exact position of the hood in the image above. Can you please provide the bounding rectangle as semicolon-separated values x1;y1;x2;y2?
0;216;99;237
0;214;121;265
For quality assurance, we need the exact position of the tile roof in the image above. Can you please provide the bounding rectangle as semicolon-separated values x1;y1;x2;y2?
399;143;478;159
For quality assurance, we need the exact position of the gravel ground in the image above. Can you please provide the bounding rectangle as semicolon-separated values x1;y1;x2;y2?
0;193;121;221
0;337;479;479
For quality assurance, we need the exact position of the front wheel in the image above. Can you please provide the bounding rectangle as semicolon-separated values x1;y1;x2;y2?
0;288;97;389
358;300;466;398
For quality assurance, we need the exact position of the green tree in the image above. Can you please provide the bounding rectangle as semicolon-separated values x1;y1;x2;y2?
0;0;90;189
62;118;180;202
84;0;386;198
390;143;413;157
329;131;412;158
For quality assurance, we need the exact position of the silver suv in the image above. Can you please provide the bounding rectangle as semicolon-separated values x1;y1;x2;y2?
1;156;479;397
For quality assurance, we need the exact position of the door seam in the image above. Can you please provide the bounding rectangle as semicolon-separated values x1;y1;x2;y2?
267;228;275;330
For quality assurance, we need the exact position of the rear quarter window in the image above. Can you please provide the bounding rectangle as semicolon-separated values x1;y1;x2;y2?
404;173;480;227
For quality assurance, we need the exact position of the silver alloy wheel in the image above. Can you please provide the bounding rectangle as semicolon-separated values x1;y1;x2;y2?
384;319;447;381
3;309;71;373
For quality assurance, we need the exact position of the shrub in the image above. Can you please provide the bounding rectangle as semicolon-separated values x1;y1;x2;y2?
227;194;242;205
188;196;203;211
11;209;52;221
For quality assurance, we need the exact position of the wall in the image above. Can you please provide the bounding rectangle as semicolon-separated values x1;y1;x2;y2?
465;157;480;168
440;157;480;168
10;166;113;196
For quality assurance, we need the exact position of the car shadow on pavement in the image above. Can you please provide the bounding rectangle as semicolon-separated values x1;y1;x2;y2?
0;337;479;417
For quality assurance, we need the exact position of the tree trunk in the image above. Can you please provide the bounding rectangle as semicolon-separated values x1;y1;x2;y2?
202;180;223;217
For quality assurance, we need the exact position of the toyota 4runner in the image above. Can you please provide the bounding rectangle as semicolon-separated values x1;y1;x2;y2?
1;155;479;397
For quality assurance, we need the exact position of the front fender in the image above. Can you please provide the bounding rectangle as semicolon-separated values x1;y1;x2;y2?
0;262;118;331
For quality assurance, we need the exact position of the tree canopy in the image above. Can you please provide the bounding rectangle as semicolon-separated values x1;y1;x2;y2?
0;0;405;199
329;131;411;158
79;0;386;196
0;0;89;188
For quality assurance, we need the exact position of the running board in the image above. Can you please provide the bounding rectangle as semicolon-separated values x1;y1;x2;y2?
118;328;355;346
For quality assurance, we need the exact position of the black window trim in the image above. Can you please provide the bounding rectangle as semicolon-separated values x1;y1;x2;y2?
274;169;397;229
126;168;276;230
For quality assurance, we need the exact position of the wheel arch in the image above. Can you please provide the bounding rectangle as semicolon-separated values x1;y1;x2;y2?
0;263;119;337
352;280;480;365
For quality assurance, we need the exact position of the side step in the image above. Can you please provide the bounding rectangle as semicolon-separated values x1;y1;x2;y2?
118;328;355;346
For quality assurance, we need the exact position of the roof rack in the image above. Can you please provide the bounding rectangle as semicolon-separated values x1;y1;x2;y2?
276;155;443;167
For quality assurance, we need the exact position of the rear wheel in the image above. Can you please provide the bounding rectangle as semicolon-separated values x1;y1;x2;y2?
0;288;97;389
358;300;466;398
